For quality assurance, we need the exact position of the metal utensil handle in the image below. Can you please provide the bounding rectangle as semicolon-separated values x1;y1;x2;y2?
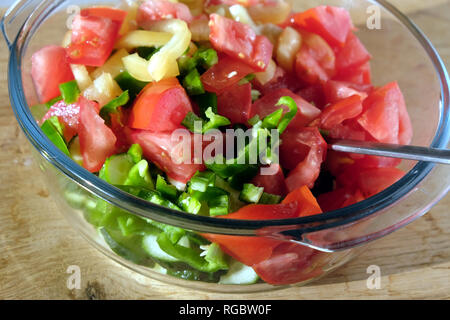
329;139;450;165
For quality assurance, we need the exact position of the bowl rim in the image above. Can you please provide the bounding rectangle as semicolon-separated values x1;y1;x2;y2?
4;0;450;239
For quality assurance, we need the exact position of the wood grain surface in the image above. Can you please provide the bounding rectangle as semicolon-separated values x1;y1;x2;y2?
0;1;449;300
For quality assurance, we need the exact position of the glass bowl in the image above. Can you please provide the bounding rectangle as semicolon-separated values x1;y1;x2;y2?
1;0;449;293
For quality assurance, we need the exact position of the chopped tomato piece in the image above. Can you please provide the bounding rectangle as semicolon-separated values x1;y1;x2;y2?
128;129;205;183
250;88;321;130
280;127;327;170
252;66;302;96
110;108;131;153
137;0;193;28
41;100;80;142
251;164;287;196
78;97;117;172
31;46;74;103
281;127;327;191
328;119;369;141
335;32;371;71
292;5;353;48
295;84;327;109
202;186;321;266
208;14;273;71
252;242;322;285
295;46;330;85
320;95;363;130
200;56;255;94
66;15;119;66
128;78;193;132
323;80;371;104
281;185;322;216
303;32;336;76
317;187;365;212
356;82;406;144
217;82;252;125
294;31;336;85
334;61;372;85
80;7;128;29
357;167;405;198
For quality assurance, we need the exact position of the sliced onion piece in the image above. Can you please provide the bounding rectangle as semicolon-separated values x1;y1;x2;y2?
276;26;302;73
254;59;277;85
229;4;256;28
248;0;292;25
147;19;191;81
91;48;129;80
115;30;172;50
70;64;93;91
122;53;154;82
83;72;123;107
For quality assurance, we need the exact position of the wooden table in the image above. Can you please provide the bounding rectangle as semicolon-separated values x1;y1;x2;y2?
0;1;449;300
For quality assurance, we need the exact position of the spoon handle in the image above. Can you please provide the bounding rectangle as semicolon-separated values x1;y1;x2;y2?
329;139;450;165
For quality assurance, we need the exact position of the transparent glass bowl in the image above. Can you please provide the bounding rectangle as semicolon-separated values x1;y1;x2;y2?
2;0;449;293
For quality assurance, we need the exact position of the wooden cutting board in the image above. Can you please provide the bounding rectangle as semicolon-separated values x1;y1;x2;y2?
0;1;449;299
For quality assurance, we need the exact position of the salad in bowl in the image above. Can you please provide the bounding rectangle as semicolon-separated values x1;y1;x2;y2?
24;0;419;287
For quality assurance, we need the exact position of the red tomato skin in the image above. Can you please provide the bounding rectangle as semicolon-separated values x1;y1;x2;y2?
323;80;371;104
208;14;272;71
66;15;118;67
295;85;327;110
80;7;128;28
251;164;287;196
41;100;80;142
202;186;321;267
281;185;322;216
252;242;320;285
295;47;330;85
200;56;256;94
317;187;350;212
128;129;205;183
335;32;371;71
251;88;322;130
320;95;363;130
292;5;353;48
251;35;274;71
357;167;405;198
281;127;328;191
302;32;336;76
78;97;117;172
356;82;403;144
334;61;372;85
128;78;193;132
252;66;302;96
110;108;132;153
31;46;75;104
280;127;327;170
251;186;323;285
216;82;252;125
137;0;193;27
201;203;299;265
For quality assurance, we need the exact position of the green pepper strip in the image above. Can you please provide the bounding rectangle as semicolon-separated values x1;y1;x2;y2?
156;233;227;273
115;71;148;100
59;80;80;104
99;90;130;123
275;96;298;134
40;117;70;156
